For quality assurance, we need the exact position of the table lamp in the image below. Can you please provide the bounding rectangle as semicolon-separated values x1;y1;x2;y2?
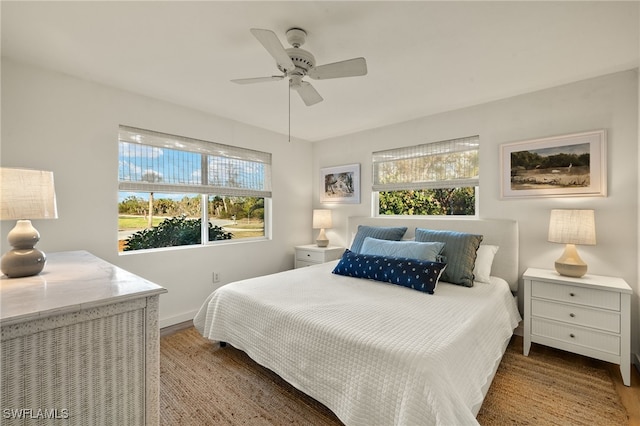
547;209;595;278
312;209;332;247
0;168;58;278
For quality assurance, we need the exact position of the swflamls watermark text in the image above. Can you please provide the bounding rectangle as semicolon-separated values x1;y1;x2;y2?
3;408;69;419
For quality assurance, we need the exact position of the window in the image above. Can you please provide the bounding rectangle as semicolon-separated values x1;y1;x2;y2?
372;136;479;216
118;126;271;252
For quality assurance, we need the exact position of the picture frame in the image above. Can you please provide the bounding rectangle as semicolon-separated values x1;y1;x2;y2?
500;130;606;199
320;163;360;204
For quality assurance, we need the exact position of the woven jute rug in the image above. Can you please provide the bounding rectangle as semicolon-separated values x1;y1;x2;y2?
477;336;629;425
160;327;628;425
160;327;341;425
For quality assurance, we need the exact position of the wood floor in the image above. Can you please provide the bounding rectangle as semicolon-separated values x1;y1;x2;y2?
163;321;640;424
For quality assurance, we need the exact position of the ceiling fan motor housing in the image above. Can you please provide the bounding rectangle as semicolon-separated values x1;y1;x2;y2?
280;48;316;75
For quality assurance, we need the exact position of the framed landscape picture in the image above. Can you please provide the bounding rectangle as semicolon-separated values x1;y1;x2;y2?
500;130;606;199
320;163;360;204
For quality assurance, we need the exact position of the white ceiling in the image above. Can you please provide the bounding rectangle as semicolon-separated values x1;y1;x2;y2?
2;1;638;142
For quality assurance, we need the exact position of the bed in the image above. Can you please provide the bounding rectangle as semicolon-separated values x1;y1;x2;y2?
194;217;521;425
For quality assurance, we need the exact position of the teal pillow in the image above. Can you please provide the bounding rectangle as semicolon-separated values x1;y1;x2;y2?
361;237;445;262
415;228;483;287
350;225;407;254
332;249;447;294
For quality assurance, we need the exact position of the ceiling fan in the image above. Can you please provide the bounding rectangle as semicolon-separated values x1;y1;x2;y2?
232;27;367;106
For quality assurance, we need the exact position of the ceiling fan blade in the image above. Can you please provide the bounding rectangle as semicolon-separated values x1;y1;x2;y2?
250;28;296;73
231;76;284;85
292;81;323;106
308;57;367;80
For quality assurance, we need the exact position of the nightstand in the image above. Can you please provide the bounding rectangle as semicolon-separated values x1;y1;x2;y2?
294;244;344;268
523;267;632;386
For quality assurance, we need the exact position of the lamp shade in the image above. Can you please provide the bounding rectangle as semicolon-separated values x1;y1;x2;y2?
548;209;596;245
0;168;58;220
312;209;332;229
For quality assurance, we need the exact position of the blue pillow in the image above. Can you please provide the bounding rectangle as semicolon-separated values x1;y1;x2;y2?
350;225;407;254
360;237;445;262
332;249;446;294
415;228;483;287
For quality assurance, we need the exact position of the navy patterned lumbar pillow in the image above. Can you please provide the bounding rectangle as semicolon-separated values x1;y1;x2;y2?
349;225;408;254
332;249;446;294
415;228;483;287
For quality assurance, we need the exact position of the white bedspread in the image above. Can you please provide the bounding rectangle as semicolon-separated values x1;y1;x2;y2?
194;261;521;426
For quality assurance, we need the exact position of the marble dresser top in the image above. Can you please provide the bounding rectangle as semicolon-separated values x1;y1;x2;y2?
1;250;167;325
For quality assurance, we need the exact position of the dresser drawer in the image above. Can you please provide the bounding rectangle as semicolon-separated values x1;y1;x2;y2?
531;299;620;333
296;249;326;263
531;280;620;311
532;317;620;355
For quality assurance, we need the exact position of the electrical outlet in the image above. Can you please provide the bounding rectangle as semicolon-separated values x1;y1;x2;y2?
213;272;220;283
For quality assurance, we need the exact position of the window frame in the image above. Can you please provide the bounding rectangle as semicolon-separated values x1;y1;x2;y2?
118;126;272;253
372;136;480;217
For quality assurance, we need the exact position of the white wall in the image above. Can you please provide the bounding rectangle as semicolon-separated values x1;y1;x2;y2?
637;39;640;370
1;60;314;327
3;60;639;360
313;69;640;357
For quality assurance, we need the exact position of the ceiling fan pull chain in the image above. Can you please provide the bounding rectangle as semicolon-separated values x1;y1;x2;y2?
288;81;291;142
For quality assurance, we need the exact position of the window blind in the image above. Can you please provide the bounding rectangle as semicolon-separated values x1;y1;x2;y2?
118;126;272;198
372;136;479;191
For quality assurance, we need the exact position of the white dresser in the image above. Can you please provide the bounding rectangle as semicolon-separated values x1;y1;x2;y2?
294;244;344;268
1;251;167;424
523;267;631;386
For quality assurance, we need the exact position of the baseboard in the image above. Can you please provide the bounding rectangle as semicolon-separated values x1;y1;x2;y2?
160;320;194;337
159;310;198;329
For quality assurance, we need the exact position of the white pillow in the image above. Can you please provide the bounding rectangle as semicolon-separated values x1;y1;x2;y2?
474;245;499;283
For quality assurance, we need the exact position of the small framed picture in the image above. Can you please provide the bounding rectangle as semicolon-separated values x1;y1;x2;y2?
500;130;607;199
320;163;360;204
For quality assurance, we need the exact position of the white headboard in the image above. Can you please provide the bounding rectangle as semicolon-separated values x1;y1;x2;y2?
347;216;519;292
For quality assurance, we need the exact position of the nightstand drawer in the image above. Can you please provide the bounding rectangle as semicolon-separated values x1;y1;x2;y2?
296;249;326;263
532;318;620;355
531;299;620;333
531;280;620;311
294;245;344;269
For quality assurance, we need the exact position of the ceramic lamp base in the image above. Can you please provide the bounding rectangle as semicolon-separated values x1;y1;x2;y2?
1;219;47;278
554;243;587;278
316;228;329;247
1;248;47;278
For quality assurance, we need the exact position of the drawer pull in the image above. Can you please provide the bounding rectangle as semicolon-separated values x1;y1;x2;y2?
569;292;575;297
306;254;311;257
569;313;575;318
570;333;575;338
